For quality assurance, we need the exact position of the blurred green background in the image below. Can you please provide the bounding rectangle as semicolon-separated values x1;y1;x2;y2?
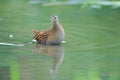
0;0;120;80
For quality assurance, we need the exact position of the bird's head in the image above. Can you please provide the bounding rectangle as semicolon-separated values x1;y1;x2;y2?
51;14;59;23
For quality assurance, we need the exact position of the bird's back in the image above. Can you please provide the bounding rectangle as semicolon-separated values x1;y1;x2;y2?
32;29;50;44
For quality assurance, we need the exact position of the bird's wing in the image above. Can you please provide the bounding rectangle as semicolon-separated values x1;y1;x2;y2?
33;30;50;44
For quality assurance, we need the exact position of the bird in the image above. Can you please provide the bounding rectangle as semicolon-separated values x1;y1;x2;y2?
32;14;65;45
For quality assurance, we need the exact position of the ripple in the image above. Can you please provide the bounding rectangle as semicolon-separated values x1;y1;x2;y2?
0;42;25;47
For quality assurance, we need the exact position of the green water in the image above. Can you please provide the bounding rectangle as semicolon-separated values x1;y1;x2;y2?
0;1;120;80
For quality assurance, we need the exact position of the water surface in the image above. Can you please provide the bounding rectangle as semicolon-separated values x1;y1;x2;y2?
0;1;120;80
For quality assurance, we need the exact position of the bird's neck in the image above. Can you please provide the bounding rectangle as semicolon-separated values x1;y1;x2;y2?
53;21;61;30
52;21;64;32
53;21;59;27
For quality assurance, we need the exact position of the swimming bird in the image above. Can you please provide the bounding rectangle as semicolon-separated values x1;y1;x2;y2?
32;14;65;45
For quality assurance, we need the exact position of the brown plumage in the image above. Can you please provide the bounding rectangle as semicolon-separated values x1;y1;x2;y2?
32;14;65;45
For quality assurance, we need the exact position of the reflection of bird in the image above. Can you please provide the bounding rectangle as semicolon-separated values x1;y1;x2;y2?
32;45;64;78
32;14;65;45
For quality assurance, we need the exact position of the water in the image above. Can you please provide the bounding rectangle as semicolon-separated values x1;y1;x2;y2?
0;1;120;80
